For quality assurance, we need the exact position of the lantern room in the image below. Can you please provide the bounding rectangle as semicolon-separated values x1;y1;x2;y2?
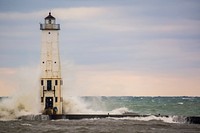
45;12;55;24
40;12;60;30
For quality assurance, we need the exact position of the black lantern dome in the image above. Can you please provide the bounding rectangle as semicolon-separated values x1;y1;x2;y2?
40;12;60;30
45;12;55;24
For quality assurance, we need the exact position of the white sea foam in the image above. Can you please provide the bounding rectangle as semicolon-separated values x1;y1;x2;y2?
110;107;130;114
0;65;96;119
0;66;41;120
62;97;131;115
0;65;107;119
182;97;192;100
62;96;133;115
21;123;32;126
110;115;186;124
63;97;95;114
177;102;184;105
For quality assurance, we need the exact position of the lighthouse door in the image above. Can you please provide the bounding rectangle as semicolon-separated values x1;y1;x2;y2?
45;97;53;109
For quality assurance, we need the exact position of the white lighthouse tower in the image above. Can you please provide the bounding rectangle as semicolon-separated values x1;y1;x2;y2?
40;12;63;114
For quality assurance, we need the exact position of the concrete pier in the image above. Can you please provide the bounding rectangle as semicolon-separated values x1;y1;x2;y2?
47;114;200;124
49;114;148;120
186;116;200;124
18;114;200;124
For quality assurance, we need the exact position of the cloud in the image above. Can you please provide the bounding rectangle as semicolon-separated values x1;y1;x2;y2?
0;11;44;20
0;60;200;97
62;64;200;96
0;7;108;21
53;7;108;21
96;14;200;35
0;2;200;96
1;6;199;37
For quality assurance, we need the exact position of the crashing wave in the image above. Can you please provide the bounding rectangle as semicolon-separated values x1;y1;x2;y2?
109;115;187;124
18;114;49;120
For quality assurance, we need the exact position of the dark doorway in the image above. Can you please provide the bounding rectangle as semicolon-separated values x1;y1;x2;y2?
47;80;52;90
45;97;53;109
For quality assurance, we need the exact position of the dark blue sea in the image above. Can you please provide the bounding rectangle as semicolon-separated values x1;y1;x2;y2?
0;96;200;133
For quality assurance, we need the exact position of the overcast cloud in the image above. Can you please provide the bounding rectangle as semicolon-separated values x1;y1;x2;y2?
0;0;200;96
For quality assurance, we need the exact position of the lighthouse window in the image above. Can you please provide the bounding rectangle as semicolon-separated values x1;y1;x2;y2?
47;80;52;91
48;32;51;34
55;97;58;102
41;80;43;85
41;97;43;103
55;80;58;85
45;97;53;109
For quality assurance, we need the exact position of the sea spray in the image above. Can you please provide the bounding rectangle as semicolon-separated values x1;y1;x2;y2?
63;97;94;113
80;96;133;114
62;97;132;114
0;66;41;119
0;96;39;119
0;65;107;119
109;115;187;124
81;96;107;112
110;107;130;114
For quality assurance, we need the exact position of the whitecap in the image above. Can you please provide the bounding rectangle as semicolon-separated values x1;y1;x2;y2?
110;107;131;114
21;123;32;126
177;102;184;105
109;115;186;124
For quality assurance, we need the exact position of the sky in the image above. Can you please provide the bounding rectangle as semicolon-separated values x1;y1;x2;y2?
0;0;200;96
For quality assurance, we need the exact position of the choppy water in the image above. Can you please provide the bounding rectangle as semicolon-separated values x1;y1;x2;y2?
0;96;200;133
81;96;200;116
1;118;200;133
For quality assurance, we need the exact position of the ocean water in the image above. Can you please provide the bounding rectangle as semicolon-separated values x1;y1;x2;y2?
81;96;200;116
0;96;200;133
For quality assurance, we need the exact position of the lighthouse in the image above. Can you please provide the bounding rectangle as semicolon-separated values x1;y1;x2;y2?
40;12;63;114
